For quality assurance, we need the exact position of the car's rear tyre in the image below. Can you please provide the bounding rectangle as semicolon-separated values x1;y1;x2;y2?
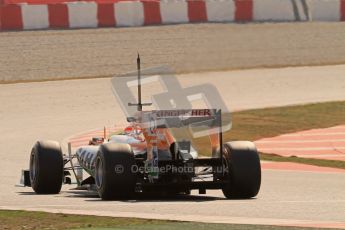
95;143;137;200
30;140;63;194
222;141;261;199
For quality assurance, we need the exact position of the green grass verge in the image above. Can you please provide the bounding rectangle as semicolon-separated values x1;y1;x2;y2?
0;210;340;230
259;152;345;169
0;210;164;230
226;101;345;141
193;101;345;169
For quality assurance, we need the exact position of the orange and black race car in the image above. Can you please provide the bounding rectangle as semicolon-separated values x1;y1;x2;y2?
20;57;261;200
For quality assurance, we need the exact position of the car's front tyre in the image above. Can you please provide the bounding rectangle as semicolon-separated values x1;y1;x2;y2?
30;140;63;194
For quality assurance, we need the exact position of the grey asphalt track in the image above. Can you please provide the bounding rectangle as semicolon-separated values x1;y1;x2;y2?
1;65;345;227
2;22;345;83
3;171;345;228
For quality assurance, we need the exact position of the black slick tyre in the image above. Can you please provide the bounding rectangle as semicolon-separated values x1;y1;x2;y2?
30;140;63;194
95;143;137;200
222;141;261;199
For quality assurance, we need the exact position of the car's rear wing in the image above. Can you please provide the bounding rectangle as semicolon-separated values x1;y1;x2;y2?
125;55;224;156
141;109;221;128
129;108;224;158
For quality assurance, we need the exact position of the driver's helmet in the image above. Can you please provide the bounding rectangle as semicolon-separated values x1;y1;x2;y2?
124;125;143;140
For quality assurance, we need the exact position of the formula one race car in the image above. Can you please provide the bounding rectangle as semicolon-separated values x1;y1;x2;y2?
20;57;261;200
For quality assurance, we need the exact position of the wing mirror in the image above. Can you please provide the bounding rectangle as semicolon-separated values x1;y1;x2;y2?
127;117;136;122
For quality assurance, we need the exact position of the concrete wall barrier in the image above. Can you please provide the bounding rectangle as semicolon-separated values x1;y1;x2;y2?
115;1;144;26
254;0;296;21
206;0;235;22
1;0;345;31
310;0;341;21
68;2;98;28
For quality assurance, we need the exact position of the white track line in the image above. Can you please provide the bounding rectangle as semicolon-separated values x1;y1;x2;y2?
258;147;345;151
282;132;345;137
256;139;345;143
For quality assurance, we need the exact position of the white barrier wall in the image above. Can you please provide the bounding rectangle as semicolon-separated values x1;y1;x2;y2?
68;2;98;28
21;4;49;30
254;0;296;21
1;0;344;31
205;0;235;22
115;1;144;27
160;0;189;24
310;0;341;21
